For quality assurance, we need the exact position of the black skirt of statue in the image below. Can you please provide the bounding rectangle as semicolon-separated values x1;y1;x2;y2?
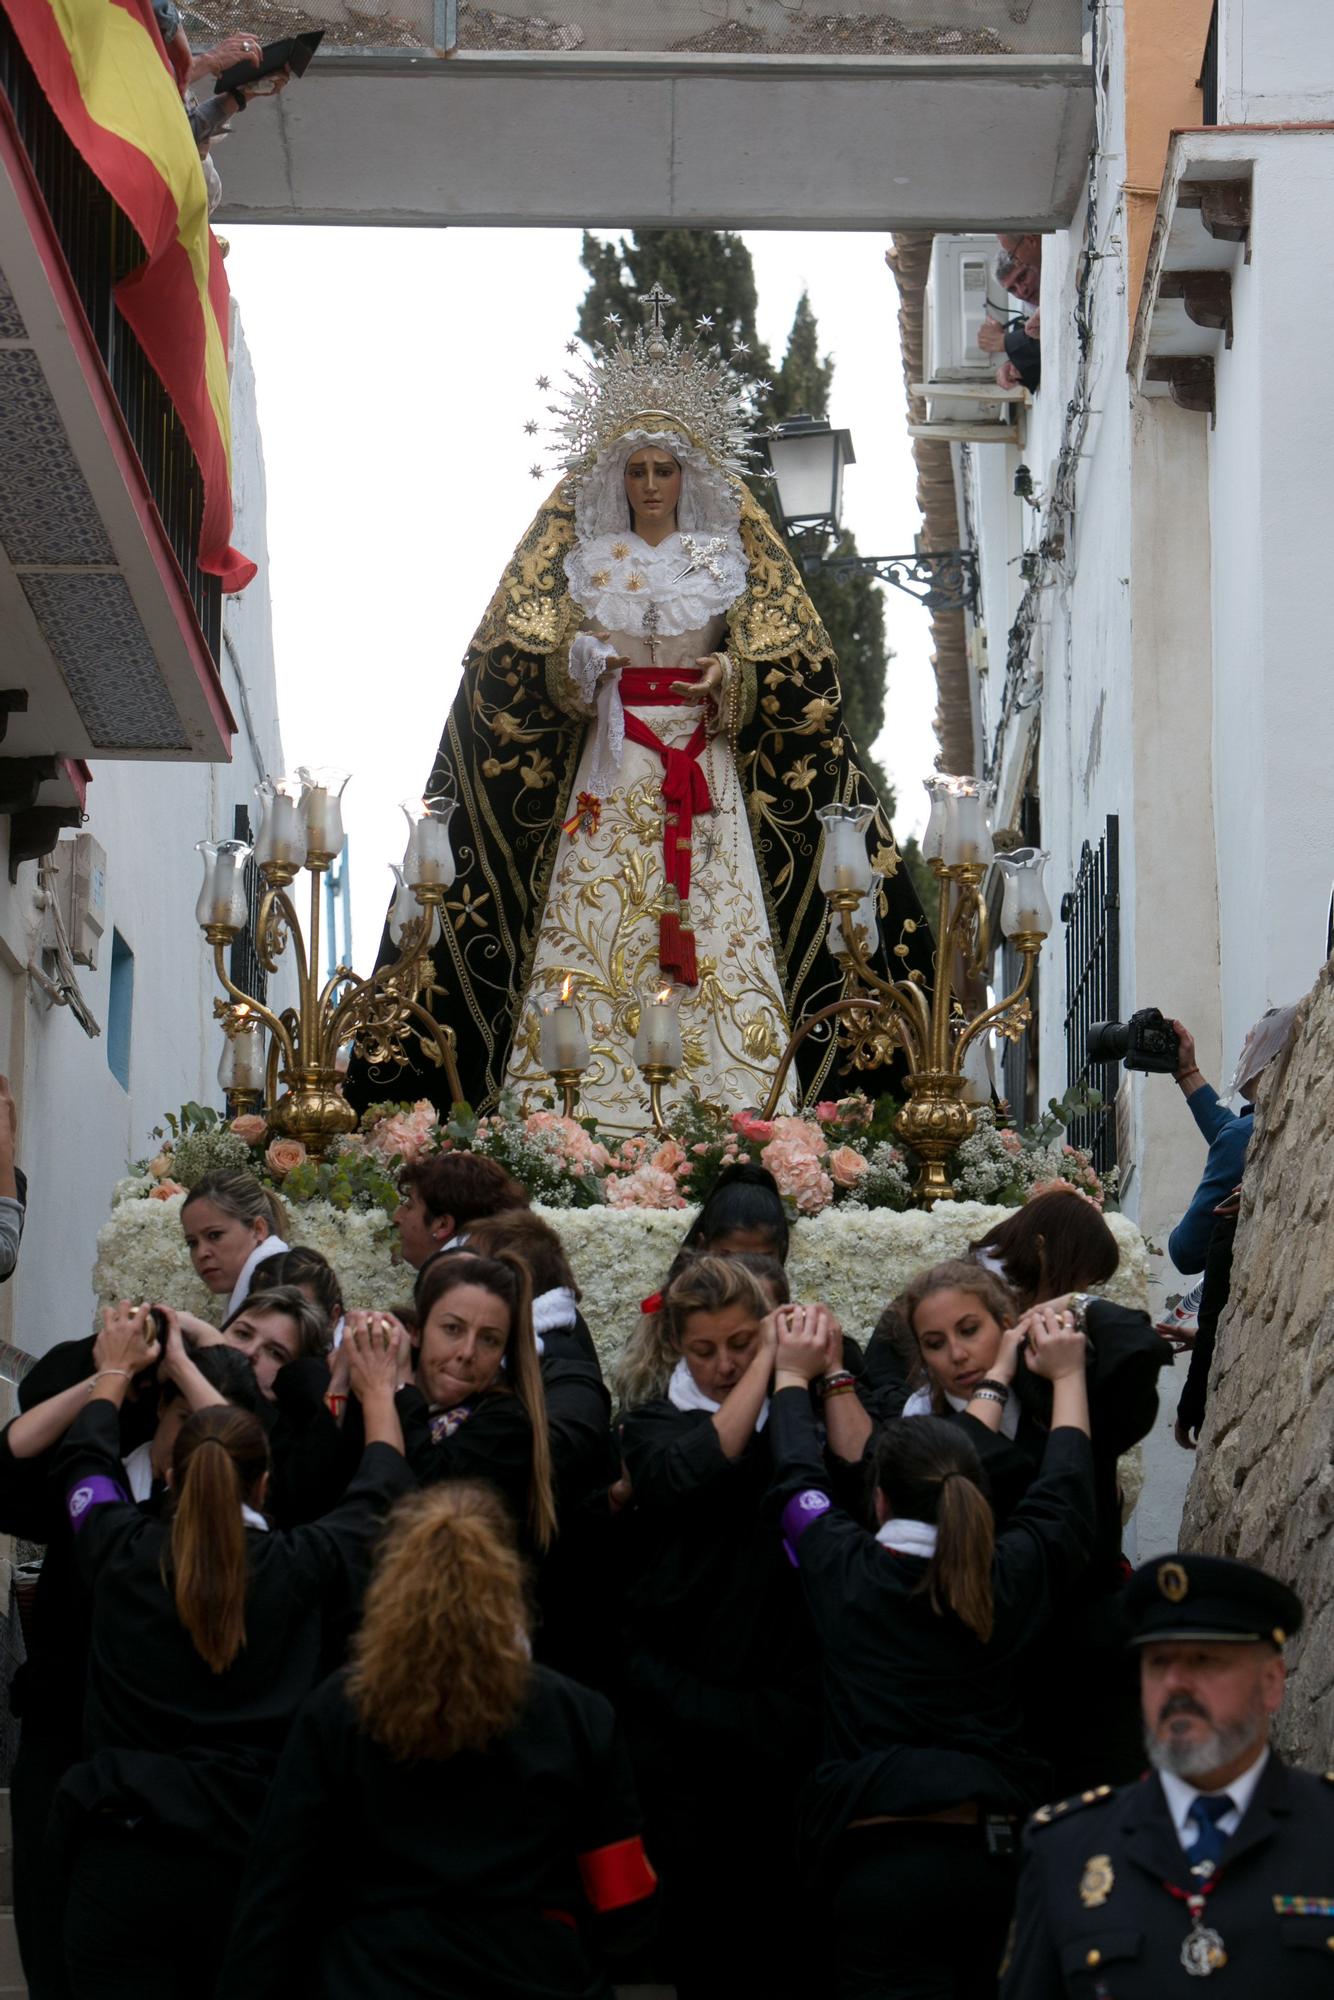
346;482;927;1118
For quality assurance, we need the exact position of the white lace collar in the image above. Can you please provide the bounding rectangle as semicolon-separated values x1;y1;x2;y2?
565;528;747;636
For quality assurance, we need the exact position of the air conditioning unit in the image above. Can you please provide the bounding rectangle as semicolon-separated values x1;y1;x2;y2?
926;234;1006;380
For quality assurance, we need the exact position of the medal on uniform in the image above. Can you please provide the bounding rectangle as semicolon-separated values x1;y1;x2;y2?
1080;1856;1114;1909
1165;1881;1227;1977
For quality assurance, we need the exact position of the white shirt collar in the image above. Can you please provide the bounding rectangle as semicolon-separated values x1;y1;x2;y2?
667;1355;768;1430
875;1517;937;1559
902;1381;1020;1440
1159;1743;1269;1850
225;1234;290;1320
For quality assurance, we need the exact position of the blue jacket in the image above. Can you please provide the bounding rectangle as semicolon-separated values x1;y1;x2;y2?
1168;1083;1251;1275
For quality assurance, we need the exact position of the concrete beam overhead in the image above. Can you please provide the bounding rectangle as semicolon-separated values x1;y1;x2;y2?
214;52;1095;231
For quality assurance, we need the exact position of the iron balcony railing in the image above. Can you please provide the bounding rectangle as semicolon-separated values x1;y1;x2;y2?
0;12;223;663
1061;814;1121;1176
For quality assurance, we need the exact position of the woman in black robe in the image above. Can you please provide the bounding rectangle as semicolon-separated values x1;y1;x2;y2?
219;1480;656;2000
768;1304;1096;1999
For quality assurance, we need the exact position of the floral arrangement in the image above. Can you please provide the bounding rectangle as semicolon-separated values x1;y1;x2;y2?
120;1086;1117;1225
92;1194;1150;1363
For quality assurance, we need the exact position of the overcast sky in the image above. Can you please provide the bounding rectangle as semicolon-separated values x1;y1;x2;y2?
223;225;939;965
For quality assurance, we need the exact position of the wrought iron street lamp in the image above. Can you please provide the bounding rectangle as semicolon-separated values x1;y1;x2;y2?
765;415;979;614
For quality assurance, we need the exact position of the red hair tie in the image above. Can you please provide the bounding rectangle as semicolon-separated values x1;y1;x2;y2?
640;1290;664;1315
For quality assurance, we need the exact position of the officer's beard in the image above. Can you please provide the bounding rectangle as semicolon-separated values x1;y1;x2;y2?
1144;1690;1268;1780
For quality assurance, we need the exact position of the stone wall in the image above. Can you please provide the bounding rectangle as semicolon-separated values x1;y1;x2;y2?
1182;956;1334;1765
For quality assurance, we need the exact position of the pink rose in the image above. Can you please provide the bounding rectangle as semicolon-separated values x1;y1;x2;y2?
265;1138;307;1178
652;1139;688;1177
149;1179;187;1200
731;1111;775;1144
815;1101;841;1125
229;1115;267;1146
761;1135;833;1215
147;1150;174;1180
769;1116;826;1158
827;1144;869;1190
604;1164;687;1210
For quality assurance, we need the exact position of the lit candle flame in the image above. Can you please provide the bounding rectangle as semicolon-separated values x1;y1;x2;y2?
655;985;673;1006
560;973;574;1005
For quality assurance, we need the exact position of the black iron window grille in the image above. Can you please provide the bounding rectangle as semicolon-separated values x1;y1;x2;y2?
1199;2;1218;127
228;805;269;1007
1060;815;1120;1174
0;13;222;662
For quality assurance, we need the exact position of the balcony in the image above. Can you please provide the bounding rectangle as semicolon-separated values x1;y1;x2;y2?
204;0;1094;231
0;13;235;774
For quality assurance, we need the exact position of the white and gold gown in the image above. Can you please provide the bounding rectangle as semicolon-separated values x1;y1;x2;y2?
503;528;797;1126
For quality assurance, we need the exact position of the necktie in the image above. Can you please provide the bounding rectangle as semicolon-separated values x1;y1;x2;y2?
1184;1792;1236;1870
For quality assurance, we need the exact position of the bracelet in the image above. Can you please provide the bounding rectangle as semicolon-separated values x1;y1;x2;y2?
971;1387;1007;1406
1177;1067;1203;1085
816;1369;856;1401
975;1377;1011;1401
324;1392;347;1416
87;1368;132;1391
821;1380;859;1402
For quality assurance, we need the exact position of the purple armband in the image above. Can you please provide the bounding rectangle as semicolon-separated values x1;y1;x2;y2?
66;1475;128;1533
780;1487;832;1566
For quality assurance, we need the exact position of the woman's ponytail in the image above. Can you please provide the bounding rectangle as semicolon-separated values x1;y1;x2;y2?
871;1414;996;1643
927;1469;996;1643
167;1406;270;1674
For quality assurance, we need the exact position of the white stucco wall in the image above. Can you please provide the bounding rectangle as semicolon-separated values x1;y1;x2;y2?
0;316;286;1361
1217;0;1334;125
1208;133;1334;1078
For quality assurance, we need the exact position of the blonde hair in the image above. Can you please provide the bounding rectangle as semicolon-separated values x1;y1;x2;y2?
348;1483;530;1761
614;1253;770;1410
894;1259;1018;1413
182;1169;289;1243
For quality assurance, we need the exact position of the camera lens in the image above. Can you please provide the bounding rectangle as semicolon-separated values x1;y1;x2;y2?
1086;1021;1129;1064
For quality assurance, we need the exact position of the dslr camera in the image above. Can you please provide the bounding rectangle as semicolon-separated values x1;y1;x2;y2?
1085;1007;1180;1076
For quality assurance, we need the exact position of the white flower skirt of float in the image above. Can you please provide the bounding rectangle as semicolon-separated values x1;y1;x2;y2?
94;1194;1150;1363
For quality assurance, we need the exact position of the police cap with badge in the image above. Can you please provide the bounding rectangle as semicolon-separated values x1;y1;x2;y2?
1124;1551;1303;1650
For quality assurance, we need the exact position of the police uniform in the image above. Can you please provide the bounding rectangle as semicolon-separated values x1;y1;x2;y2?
1001;1553;1334;1996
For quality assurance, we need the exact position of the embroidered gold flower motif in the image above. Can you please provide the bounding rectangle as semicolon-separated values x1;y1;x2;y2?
626;574;644;593
611;542;629;561
591;569;611;589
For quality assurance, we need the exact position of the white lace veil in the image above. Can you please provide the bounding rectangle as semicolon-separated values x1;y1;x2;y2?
573;429;742;543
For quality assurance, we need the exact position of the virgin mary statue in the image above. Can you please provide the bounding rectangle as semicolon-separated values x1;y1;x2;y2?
362;295;923;1124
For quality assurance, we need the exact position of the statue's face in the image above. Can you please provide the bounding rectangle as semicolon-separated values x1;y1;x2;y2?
624;448;681;532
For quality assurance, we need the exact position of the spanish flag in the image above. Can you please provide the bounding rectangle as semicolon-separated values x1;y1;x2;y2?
5;0;255;590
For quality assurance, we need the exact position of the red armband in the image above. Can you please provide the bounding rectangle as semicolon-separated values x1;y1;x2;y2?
577;1835;657;1913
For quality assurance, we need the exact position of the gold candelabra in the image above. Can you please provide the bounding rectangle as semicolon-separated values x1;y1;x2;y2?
762;789;1052;1204
198;779;463;1155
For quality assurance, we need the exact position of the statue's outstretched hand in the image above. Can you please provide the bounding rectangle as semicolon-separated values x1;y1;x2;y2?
672;654;725;721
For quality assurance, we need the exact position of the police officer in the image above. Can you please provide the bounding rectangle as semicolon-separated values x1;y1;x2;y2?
1001;1551;1334;1995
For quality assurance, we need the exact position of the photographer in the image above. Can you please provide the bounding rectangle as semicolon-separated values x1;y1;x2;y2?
1167;1008;1297;1276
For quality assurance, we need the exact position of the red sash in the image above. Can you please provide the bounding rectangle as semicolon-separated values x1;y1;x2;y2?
617;666;711;987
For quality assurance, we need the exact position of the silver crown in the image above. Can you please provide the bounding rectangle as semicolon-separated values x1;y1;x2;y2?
527;284;760;482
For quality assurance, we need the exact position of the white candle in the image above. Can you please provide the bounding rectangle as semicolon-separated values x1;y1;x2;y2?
254;779;306;873
401;798;456;890
817;803;874;897
195;839;251;932
943;784;991;867
634;989;683;1068
540;998;589;1072
298;767;349;859
219;1013;267;1093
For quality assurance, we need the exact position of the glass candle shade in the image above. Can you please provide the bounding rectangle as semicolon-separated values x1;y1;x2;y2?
195;839;252;933
995;847;1053;938
922;777;951;863
959;1032;995;1107
539;991;590;1073
387;864;441;952
401;796;457;890
828;889;879;957
218;1011;267;1095
942;782;992;868
816;802;875;897
297;766;350;860
633;986;683;1069
254;777;307;875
